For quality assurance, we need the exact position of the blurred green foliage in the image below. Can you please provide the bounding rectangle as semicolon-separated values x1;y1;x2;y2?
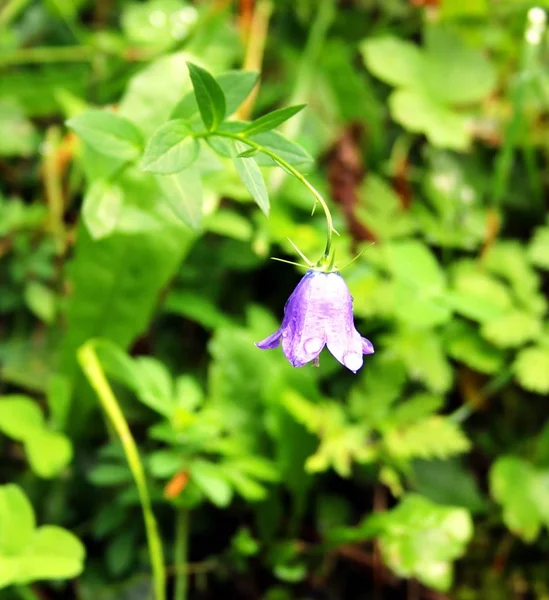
2;0;549;598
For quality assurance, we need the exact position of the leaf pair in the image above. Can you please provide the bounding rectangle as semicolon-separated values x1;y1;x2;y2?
0;485;85;588
361;26;497;150
0;396;72;478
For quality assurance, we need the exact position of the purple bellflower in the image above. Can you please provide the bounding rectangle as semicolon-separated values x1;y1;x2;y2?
256;270;374;373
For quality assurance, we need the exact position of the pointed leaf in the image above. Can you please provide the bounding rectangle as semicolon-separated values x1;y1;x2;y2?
191;461;233;507
67;110;143;160
141;119;199;174
232;142;269;215
155;165;203;230
250;130;313;168
243;104;306;136
186;62;226;130
171;70;258;120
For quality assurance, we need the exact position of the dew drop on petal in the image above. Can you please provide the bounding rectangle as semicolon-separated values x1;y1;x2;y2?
282;331;288;338
343;352;363;373
304;337;324;354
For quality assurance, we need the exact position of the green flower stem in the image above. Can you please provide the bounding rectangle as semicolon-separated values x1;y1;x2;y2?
174;507;190;600
202;130;336;258
77;341;166;600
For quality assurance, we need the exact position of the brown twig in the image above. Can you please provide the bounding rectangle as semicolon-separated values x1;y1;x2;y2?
236;0;273;120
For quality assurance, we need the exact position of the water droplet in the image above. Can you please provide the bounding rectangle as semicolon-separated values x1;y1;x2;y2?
343;352;363;373
282;331;288;338
304;337;324;354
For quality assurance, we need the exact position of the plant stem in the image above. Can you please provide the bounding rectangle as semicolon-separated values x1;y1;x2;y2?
0;0;30;29
204;130;336;258
236;0;273;120
174;507;190;600
43;126;66;255
78;341;166;600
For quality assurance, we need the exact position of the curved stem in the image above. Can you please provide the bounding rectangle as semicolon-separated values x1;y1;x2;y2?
205;130;336;257
78;341;166;600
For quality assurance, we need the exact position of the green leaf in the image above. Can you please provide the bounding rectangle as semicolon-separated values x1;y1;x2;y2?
60;171;195;429
141;120;199;174
220;70;259;115
384;416;471;461
490;456;542;542
171;70;258;120
529;225;549;270
0;485;85;588
249;131;314;168
67;110;143;161
155;164;203;230
243;104;306;136
191;460;233;507
422;26;497;105
0;485;35;556
24;280;56;324
481;310;542;348
237;147;260;158
118;52;195;136
384;240;445;289
25;430;73;479
369;494;473;591
12;526;85;584
387;329;453;393
390;88;470;151
514;346;549;394
360;36;422;88
133;356;175;416
445;320;505;374
0;397;72;478
186;62;226;131
232;142;269;215
412;459;486;514
82;179;124;240
389;393;444;428
148;450;184;478
448;261;513;323
483;241;544;314
368;242;450;324
88;463;132;486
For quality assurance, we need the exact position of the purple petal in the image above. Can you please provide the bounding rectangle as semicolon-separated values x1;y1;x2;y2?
362;337;375;355
256;330;282;349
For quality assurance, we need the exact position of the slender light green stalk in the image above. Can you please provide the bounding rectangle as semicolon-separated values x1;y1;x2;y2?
174;508;190;600
201;130;337;258
78;341;166;600
0;0;30;29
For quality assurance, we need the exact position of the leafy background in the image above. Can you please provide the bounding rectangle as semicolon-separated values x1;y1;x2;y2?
2;0;549;598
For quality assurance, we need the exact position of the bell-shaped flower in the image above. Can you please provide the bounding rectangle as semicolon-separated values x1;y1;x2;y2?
256;270;374;372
